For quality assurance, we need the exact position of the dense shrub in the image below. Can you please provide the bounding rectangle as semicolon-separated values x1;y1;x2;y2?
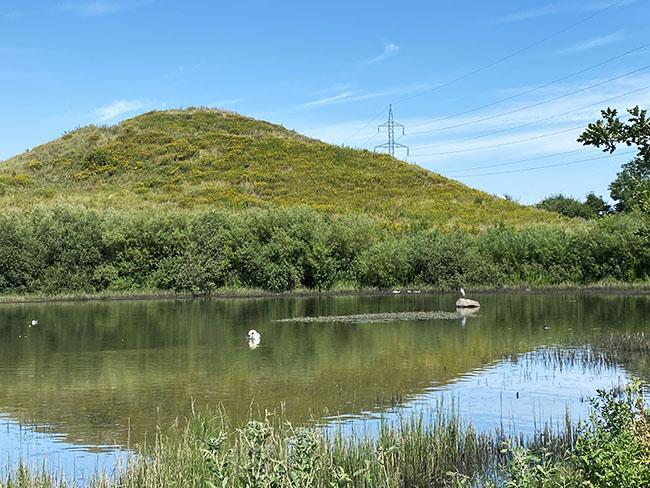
409;231;503;288
355;238;413;288
0;214;34;292
29;207;104;293
0;206;647;296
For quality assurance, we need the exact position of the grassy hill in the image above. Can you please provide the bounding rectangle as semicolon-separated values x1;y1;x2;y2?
0;108;559;227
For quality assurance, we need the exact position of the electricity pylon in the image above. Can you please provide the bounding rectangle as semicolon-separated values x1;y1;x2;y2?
374;104;409;158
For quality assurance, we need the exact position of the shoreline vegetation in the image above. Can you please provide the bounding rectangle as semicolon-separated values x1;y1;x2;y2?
0;281;649;305
4;383;649;487
0;206;648;302
3;335;650;487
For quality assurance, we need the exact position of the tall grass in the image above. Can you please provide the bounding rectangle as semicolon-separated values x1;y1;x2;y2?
4;381;648;487
0;407;574;488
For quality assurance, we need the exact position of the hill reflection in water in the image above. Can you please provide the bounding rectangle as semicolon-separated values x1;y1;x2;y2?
0;293;647;476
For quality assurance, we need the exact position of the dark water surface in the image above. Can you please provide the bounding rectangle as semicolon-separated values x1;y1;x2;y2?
0;292;648;480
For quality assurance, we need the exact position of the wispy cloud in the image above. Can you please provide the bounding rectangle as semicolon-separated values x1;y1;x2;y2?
2;0;155;19
560;31;625;53
308;82;355;97
492;0;640;24
95;99;147;121
360;43;400;66
303;92;355;108
61;0;155;17
303;74;650;177
494;3;568;23
301;82;435;110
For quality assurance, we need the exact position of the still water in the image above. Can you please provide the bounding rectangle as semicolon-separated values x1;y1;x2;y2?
0;292;647;480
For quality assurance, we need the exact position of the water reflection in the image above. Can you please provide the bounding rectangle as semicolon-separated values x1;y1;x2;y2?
0;415;127;483
325;347;629;437
0;293;647;476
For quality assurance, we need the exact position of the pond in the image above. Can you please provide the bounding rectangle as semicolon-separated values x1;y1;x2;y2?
0;292;648;481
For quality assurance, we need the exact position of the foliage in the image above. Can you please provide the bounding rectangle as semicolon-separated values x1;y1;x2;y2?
498;382;650;488
584;192;611;217
0;207;647;296
5;383;648;487
0;108;561;228
578;106;650;213
536;194;595;219
573;382;650;488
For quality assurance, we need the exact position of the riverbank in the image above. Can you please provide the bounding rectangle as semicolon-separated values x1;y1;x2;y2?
0;281;648;305
4;381;648;487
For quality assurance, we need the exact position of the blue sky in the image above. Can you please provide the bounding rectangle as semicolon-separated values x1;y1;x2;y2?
1;0;649;204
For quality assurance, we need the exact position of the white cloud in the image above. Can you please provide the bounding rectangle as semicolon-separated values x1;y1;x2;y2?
94;100;147;121
560;31;625;53
301;74;650;182
360;43;400;66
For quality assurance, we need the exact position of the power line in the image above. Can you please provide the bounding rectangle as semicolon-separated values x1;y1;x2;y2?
344;0;627;147
408;64;650;137
407;42;650;131
412;125;586;157
343;107;387;146
410;83;650;153
392;0;626;106
453;150;636;178
442;148;586;174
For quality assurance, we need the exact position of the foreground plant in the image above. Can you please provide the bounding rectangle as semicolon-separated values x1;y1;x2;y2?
2;382;648;487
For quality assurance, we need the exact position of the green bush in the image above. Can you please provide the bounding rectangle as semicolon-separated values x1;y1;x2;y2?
0;206;647;296
28;207;104;293
355;238;413;288
410;231;503;288
573;383;650;488
0;214;34;293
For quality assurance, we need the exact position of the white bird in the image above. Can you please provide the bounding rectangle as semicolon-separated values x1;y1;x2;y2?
30;319;38;327
247;329;261;349
459;287;466;298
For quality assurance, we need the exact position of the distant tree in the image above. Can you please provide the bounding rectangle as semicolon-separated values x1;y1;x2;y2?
536;194;593;219
584;192;611;217
578;106;649;213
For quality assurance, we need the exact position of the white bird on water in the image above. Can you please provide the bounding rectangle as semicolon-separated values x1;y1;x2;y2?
30;319;38;327
247;329;261;349
459;287;466;298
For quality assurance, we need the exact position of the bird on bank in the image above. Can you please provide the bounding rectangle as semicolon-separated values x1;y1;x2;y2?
459;287;466;297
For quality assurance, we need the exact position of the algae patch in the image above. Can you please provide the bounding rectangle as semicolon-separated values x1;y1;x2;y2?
275;311;462;324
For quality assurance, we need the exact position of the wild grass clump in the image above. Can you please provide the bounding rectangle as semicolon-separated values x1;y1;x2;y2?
0;206;647;297
2;383;649;487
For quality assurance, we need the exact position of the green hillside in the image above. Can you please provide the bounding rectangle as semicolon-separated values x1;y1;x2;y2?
0;108;558;227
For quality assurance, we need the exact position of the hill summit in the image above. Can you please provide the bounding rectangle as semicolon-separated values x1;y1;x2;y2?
0;108;557;227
